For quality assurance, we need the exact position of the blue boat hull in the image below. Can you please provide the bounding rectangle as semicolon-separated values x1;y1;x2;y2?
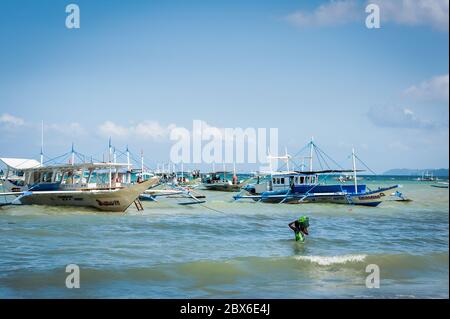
246;184;399;206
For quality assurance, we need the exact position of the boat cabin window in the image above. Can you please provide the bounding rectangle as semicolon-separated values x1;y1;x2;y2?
43;172;53;183
300;176;305;184
280;178;285;184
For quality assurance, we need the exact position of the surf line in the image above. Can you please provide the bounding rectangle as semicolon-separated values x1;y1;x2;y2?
180;303;214;317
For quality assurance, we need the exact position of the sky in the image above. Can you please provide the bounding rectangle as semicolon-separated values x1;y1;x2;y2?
0;0;448;172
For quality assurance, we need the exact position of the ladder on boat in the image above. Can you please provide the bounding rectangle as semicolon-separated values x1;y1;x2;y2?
134;199;144;211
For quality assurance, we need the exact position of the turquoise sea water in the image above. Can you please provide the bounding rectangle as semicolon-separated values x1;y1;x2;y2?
0;177;448;298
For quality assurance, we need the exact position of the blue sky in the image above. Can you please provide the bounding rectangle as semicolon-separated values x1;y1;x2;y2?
0;0;448;172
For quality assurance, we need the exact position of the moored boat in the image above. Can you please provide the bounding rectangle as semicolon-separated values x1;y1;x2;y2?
234;141;399;207
201;169;243;192
430;182;449;189
0;158;160;212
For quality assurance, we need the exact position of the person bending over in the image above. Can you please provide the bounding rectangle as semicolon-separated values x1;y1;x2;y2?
289;216;310;242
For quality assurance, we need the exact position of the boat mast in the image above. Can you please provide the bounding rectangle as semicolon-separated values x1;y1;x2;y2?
223;163;226;181
267;148;274;190
108;138;112;189
309;137;314;172
268;148;273;172
352;148;358;194
181;162;184;180
140;150;144;178
285;147;290;172
126;145;131;184
40;120;44;166
71;142;75;166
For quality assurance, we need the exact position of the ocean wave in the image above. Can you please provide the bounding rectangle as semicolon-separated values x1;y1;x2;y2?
294;254;367;266
1;252;447;298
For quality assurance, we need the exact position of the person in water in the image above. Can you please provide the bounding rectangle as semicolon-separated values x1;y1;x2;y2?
289;216;310;242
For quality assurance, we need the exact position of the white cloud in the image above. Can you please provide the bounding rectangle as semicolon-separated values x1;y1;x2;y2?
286;0;361;28
134;121;177;140
285;0;449;31
192;120;258;145
98;120;177;141
99;121;130;138
403;74;449;102
367;105;440;129
0;113;25;127
373;0;449;31
46;122;86;136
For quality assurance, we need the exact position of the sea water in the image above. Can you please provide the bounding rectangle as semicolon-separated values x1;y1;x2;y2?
0;177;448;298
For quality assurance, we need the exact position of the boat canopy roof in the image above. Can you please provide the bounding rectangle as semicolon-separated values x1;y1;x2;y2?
202;171;232;175
269;169;365;177
293;169;365;175
18;162;131;173
0;158;41;170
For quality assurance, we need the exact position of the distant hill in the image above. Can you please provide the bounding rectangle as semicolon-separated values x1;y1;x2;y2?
383;168;449;176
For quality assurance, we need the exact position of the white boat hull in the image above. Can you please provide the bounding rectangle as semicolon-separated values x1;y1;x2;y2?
17;178;159;212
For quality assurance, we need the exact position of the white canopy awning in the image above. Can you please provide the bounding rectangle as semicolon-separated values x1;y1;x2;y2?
0;158;41;170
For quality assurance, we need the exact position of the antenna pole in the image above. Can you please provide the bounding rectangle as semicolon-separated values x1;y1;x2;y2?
309;137;314;172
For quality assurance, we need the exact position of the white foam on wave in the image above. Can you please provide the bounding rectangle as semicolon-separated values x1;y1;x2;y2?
295;254;367;266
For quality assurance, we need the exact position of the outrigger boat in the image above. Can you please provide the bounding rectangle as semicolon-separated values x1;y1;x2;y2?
140;184;206;204
430;182;449;189
201;171;242;192
234;141;399;207
416;171;438;182
201;162;247;192
0;158;159;212
335;173;364;183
